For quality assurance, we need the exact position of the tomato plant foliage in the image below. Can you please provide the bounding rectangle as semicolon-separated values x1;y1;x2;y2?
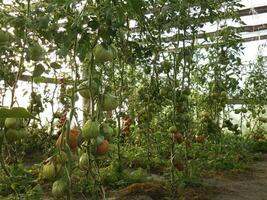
0;0;266;199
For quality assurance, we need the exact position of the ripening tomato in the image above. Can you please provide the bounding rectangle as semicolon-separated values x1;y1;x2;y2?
173;132;184;144
96;140;109;155
185;140;192;149
124;118;131;127
195;134;205;143
56;128;79;150
175;162;184;171
122;125;130;133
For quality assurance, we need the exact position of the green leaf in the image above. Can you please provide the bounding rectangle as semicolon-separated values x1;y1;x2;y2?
50;62;61;69
33;77;46;83
0;107;37;119
33;64;46;77
128;0;144;12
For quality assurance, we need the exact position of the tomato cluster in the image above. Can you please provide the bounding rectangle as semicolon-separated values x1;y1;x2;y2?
59;78;68;105
56;111;68;129
122;115;131;137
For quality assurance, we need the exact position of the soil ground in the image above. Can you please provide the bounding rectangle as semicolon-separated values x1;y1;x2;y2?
202;153;267;200
41;153;267;200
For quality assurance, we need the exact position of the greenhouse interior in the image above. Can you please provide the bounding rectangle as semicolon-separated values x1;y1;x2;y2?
1;0;267;199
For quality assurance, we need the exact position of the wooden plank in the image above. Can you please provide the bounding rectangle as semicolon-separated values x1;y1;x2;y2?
243;34;267;42
162;23;267;43
166;33;267;53
242;23;267;32
0;74;62;84
0;76;263;105
1;32;266;85
239;5;267;17
20;75;60;84
226;99;246;105
130;5;267;43
226;98;267;105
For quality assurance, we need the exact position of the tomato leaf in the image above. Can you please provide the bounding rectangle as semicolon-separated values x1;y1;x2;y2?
0;107;37;119
33;77;46;83
50;62;61;69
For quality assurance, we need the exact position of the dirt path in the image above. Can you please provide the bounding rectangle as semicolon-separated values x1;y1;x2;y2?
204;154;267;200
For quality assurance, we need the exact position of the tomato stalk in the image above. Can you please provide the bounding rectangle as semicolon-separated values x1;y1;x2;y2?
144;104;151;171
48;69;59;136
0;128;21;198
10;0;30;108
0;129;10;177
95;63;106;199
60;28;81;200
170;52;178;199
116;56;124;168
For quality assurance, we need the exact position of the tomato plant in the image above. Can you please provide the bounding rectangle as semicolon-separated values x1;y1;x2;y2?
0;0;266;199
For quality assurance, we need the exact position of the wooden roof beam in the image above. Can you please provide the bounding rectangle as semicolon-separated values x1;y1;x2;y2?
239;5;267;17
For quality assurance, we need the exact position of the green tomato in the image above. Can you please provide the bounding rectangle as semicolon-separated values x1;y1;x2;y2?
17;128;28;139
57;151;68;164
42;162;56;180
94;44;114;63
78;80;98;99
159;87;169;97
79;153;89;170
5;118;23;129
168;126;177;133
66;88;79;101
38;16;50;29
82;120;100;140
102;94;118;111
52;180;67;198
0;30;12;46
27;42;44;61
96;135;105;145
5;129;19;143
161;60;172;73
200;111;210;119
0;118;5;128
102;123;114;140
